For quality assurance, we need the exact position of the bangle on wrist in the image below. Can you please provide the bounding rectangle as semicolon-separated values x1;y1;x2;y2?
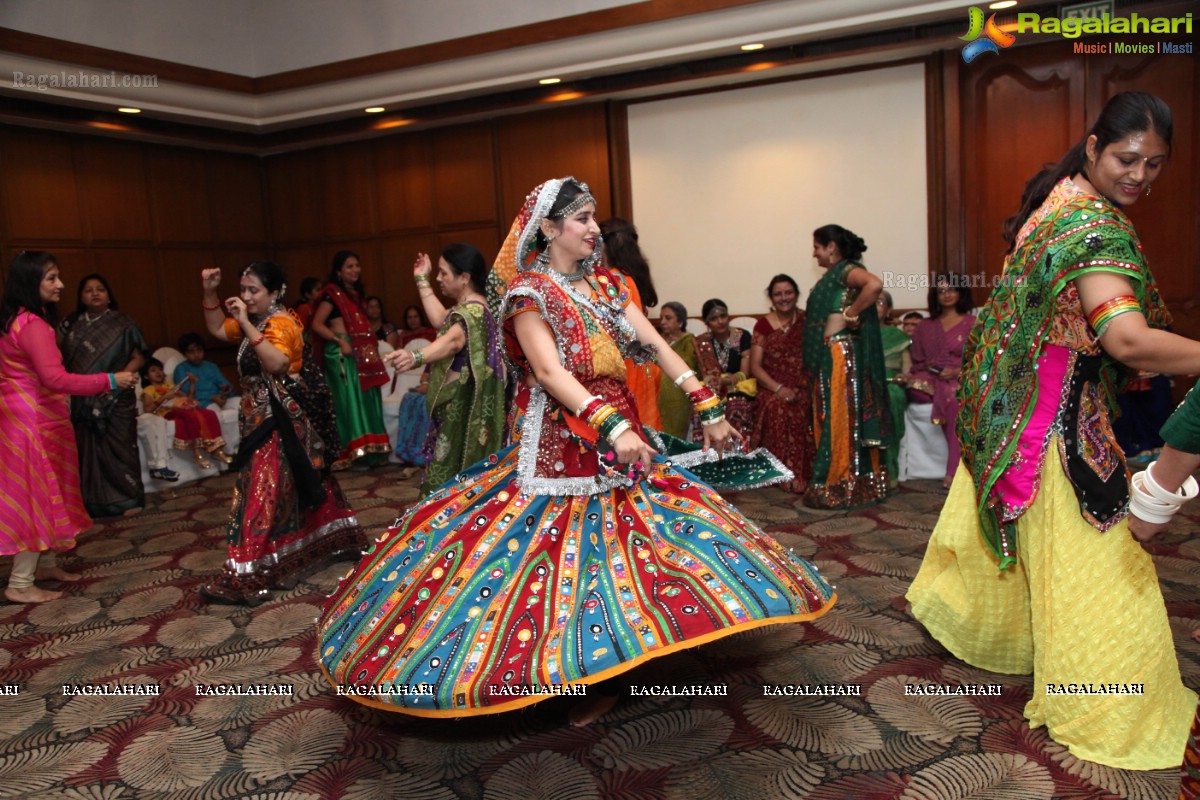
248;333;266;347
605;419;632;445
673;369;696;388
575;394;603;418
411;349;426;368
202;300;221;311
700;414;726;427
842;306;860;323
108;373;118;390
773;383;785;394
1130;464;1199;524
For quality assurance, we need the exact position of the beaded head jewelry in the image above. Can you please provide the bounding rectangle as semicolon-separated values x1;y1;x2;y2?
487;176;601;316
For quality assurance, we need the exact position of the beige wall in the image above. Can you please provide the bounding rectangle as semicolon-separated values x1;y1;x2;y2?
627;63;928;317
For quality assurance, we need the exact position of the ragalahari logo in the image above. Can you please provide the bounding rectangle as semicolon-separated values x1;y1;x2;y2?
961;7;1017;62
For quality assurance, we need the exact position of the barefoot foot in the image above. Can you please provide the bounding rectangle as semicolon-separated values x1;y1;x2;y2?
34;567;82;582
5;586;64;604
568;692;620;727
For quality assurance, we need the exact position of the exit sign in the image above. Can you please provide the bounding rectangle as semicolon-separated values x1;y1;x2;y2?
1062;0;1115;20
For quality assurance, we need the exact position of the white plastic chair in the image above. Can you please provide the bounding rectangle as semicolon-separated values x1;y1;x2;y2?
152;346;185;378
728;316;759;336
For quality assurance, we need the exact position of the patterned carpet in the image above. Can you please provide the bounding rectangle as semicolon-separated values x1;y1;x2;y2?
0;466;1194;800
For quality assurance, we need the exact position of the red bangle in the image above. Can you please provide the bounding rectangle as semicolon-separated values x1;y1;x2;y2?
249;334;266;347
202;301;221;311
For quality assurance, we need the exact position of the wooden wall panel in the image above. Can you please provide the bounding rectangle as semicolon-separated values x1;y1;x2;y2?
376;133;434;232
431;124;497;227
1;129;85;242
157;248;217;350
960;48;1085;282
208;154;269;245
1087;53;1199;306
436;227;502;267
266;153;325;243
380;235;439;321
322;143;378;237
272;245;327;289
90;248;162;345
148;149;212;243
2;103;622;351
496;106;613;222
76;140;154;243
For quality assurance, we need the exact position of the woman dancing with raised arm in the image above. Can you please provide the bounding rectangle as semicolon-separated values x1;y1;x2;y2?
199;263;364;604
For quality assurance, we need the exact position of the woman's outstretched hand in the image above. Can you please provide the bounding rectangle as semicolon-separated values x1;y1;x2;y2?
702;418;742;455
612;429;657;471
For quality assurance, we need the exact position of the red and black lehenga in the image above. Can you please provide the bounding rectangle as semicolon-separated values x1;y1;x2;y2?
201;313;365;604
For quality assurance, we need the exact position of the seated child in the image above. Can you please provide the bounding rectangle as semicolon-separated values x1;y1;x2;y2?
173;333;232;409
142;358;232;470
137;410;179;482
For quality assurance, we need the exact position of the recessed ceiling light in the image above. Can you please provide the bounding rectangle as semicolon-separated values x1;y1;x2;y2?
364;106;385;113
988;1;1017;9
539;77;561;85
740;43;765;51
117;107;141;114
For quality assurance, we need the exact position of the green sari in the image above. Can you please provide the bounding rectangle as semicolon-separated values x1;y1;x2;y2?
421;301;507;497
801;260;891;508
657;333;699;439
880;325;910;484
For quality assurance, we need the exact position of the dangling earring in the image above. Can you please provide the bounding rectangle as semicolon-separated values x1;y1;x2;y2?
1145;184;1152;196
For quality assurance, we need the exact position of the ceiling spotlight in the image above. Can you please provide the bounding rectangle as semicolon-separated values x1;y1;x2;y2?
539;77;561;85
988;1;1017;8
364;106;386;113
740;43;765;51
117;107;141;114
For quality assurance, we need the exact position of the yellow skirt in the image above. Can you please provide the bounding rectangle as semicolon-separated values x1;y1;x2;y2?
907;441;1194;770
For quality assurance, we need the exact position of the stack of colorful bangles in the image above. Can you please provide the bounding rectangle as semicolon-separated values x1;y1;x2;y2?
575;396;632;445
1130;462;1199;524
1087;294;1140;337
688;385;726;427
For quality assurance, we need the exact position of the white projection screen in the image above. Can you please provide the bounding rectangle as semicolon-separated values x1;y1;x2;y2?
627;62;928;320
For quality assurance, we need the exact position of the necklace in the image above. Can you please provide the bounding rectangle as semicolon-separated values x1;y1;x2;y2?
777;310;798;331
84;308;110;323
712;331;737;370
456;293;485;310
534;250;590;284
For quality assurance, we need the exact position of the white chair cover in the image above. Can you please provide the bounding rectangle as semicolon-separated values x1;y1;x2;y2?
898;402;949;481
